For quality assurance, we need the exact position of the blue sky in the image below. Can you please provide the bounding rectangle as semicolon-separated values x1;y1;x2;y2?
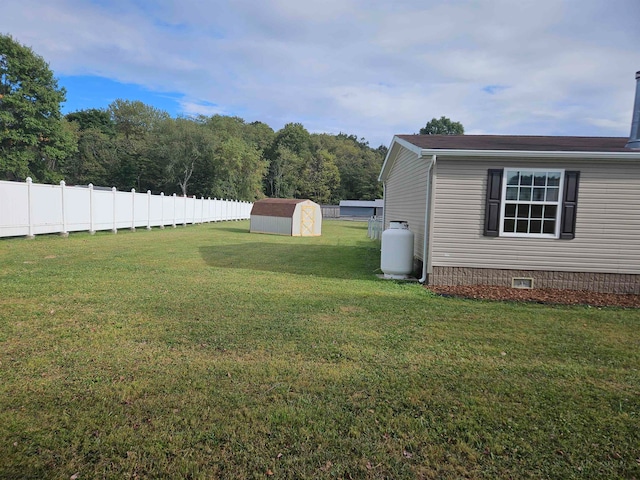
3;0;640;147
58;76;186;116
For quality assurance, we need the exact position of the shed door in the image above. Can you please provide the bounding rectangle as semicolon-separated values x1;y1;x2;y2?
301;206;315;236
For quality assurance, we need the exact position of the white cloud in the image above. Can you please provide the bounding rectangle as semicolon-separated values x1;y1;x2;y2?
1;0;639;146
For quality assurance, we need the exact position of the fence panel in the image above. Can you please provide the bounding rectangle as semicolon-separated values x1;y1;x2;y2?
65;185;91;232
32;182;63;235
0;180;29;237
0;179;253;238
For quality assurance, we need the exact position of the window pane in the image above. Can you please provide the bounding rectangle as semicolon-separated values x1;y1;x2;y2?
548;172;561;186
530;220;542;233
505;203;516;217
519;187;532;201
504;219;515;232
506;187;518;200
516;220;529;233
531;205;543;218
507;172;520;185
543;220;555;234
546;187;559;202
520;172;533;186
533;188;545;201
534;173;546;186
517;204;530;217
544;205;557;219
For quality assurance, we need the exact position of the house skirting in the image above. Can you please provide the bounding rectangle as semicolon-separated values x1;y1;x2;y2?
429;267;640;294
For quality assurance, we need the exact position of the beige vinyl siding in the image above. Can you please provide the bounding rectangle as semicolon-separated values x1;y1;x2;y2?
431;157;640;274
384;148;429;259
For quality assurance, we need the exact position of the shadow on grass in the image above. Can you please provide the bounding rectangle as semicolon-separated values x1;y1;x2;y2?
210;224;250;234
199;242;379;279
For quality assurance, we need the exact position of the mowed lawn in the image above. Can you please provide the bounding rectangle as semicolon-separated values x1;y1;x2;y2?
1;221;638;479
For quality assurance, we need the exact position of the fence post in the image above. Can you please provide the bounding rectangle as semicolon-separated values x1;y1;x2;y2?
201;196;205;224
60;180;69;237
26;177;35;239
147;190;152;230
130;188;136;231
160;192;165;229
89;183;95;235
183;194;187;227
111;187;117;234
172;193;177;228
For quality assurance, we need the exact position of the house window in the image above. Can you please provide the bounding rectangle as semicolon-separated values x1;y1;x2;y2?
500;169;563;237
484;169;579;240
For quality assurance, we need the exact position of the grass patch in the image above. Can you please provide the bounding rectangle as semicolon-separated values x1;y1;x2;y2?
1;221;639;479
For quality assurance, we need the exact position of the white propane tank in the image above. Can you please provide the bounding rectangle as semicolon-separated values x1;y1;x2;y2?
380;221;414;279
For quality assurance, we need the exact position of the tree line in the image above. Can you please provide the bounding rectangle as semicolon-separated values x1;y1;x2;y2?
1;34;385;203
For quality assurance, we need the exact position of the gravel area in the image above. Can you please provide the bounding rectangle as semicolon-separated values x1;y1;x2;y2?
426;285;640;308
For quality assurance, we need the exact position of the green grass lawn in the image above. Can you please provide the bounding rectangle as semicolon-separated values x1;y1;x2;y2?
1;221;639;479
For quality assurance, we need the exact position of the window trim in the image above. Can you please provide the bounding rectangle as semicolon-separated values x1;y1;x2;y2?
498;168;565;239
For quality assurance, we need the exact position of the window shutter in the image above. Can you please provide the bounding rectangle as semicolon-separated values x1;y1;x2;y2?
560;171;580;239
484;169;503;237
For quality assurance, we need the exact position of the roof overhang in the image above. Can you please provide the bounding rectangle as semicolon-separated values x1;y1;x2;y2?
417;148;640;160
378;136;422;182
379;136;640;182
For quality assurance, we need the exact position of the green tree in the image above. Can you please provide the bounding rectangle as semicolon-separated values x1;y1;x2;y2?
419;116;464;135
297;149;340;204
150;117;215;196
313;133;383;201
63;108;117;186
264;123;312;197
244;121;275;152
209;137;266;201
107;99;169;191
66;108;115;136
0;34;76;181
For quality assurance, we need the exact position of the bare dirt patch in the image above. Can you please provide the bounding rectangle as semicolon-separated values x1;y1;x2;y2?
426;285;640;308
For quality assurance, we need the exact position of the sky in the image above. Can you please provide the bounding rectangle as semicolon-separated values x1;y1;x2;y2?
2;0;640;148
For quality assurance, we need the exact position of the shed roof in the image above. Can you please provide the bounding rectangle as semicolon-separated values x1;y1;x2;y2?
251;198;309;218
396;135;630;152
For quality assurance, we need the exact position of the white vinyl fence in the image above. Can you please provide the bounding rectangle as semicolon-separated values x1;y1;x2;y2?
368;216;383;240
0;178;253;238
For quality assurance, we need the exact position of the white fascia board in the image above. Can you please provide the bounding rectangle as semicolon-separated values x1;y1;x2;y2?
417;148;640;160
378;136;425;182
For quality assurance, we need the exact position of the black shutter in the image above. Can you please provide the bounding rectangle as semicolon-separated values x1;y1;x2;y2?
484;169;503;237
560;171;580;239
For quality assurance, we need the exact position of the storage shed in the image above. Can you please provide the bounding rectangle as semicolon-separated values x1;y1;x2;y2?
250;198;322;236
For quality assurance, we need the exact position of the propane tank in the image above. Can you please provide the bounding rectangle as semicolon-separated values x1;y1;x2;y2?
380;221;414;279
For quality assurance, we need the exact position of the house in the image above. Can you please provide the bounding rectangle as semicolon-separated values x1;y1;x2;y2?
339;199;384;218
249;198;322;236
378;71;640;294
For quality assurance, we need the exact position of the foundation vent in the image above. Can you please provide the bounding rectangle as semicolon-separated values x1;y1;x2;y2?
512;277;534;289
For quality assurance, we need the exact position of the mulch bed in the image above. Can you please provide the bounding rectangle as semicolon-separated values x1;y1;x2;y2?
426;285;640;308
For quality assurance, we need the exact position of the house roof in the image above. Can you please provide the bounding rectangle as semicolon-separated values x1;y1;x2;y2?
250;198;309;218
379;134;640;182
396;134;630;152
